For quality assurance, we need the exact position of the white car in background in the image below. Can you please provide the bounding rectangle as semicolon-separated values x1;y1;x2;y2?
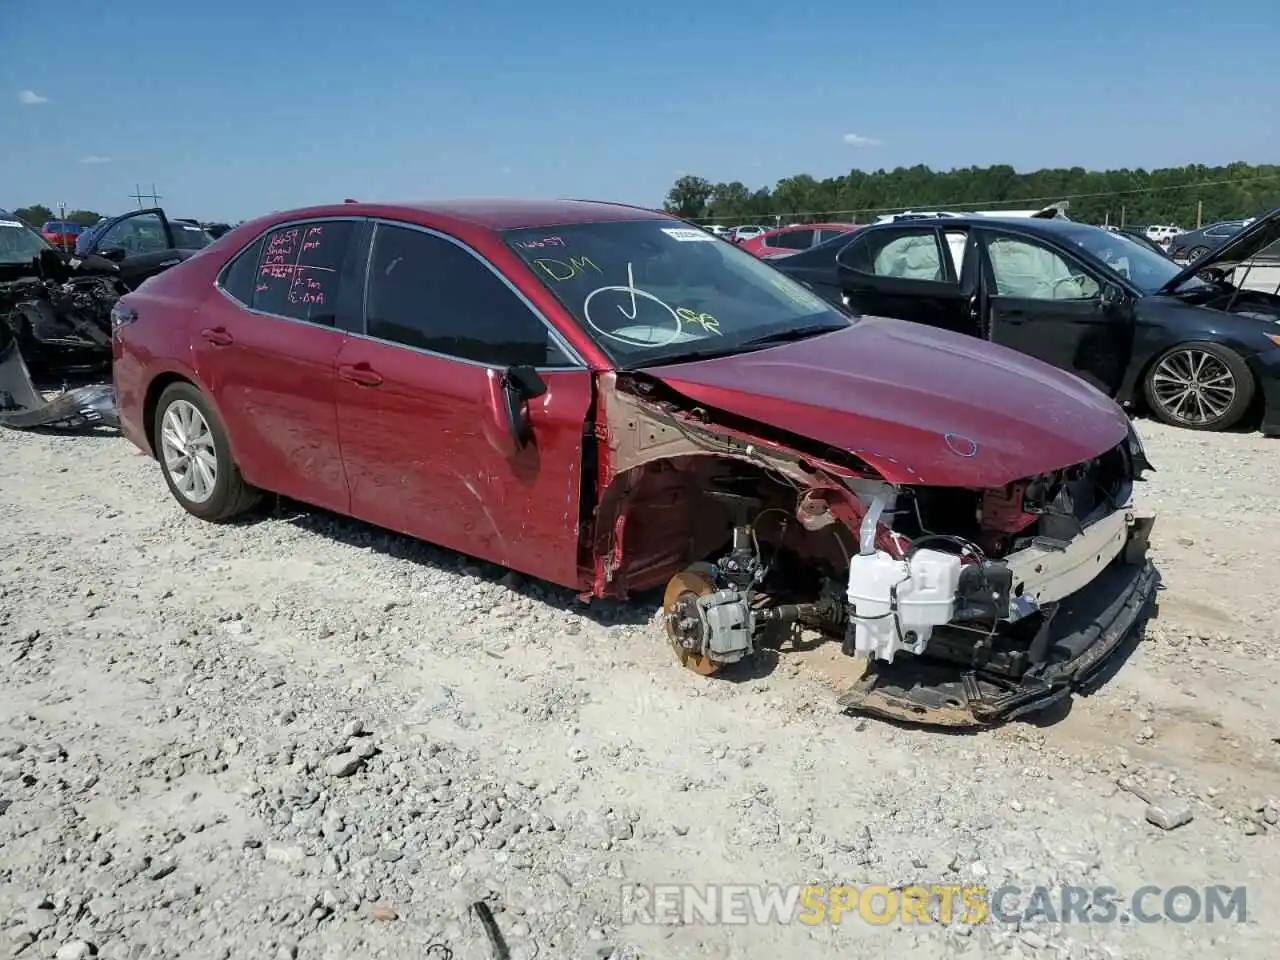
1145;224;1182;245
730;225;767;243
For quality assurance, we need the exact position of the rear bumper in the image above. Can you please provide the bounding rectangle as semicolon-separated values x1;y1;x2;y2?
838;514;1159;727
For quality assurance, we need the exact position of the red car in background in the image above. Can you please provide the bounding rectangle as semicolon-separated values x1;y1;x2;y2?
111;197;1156;728
740;222;858;259
40;220;84;252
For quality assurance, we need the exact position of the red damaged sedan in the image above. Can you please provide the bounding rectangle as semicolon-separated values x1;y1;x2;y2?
111;199;1158;726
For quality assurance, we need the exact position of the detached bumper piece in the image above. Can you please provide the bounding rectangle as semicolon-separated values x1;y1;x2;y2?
838;515;1158;727
0;338;118;432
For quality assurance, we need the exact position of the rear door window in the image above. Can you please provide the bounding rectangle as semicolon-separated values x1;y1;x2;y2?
773;229;815;250
840;227;950;283
221;220;361;326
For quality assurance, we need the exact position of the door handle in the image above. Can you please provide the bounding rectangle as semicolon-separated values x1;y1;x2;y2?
200;327;233;346
159;258;181;267
337;362;384;387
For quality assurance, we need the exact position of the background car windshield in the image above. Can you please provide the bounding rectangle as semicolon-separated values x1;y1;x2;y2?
0;216;53;265
504;220;848;365
173;222;214;249
1067;226;1199;293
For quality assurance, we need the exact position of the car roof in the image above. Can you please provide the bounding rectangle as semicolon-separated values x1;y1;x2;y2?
863;215;1099;239
771;222;855;230
264;198;675;231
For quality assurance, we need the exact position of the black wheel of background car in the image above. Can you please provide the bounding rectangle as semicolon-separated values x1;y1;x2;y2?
1142;342;1255;432
153;382;262;521
1188;245;1210;260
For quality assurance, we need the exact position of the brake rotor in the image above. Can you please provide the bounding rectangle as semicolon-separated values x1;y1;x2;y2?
662;566;721;676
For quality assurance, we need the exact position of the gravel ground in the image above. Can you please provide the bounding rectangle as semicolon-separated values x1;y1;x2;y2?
1;417;1278;960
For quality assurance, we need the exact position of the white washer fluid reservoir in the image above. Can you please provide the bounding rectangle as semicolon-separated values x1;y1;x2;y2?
846;548;963;662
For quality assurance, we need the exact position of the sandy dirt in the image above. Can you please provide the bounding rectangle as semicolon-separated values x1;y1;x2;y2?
1;416;1277;960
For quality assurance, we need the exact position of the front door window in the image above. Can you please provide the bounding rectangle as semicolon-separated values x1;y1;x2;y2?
985;237;1101;300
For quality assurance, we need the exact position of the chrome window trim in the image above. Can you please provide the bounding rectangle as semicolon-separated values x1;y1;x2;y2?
360;218;587;371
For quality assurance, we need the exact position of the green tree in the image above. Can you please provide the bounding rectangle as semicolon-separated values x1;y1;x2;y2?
663;175;714;220
672;163;1280;227
66;209;103;227
12;204;53;227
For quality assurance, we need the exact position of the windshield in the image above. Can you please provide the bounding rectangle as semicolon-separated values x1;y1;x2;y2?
1066;225;1200;294
504;220;850;366
173;221;214;249
0;216;53;265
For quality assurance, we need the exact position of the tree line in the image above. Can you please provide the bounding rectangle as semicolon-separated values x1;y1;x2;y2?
663;162;1280;228
7;204;103;227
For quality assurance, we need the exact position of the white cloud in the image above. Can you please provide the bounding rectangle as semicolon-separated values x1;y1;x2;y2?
80;155;111;165
18;89;49;106
841;133;881;147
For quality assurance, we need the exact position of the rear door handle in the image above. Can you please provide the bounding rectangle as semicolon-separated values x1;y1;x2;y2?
338;362;384;387
200;327;233;346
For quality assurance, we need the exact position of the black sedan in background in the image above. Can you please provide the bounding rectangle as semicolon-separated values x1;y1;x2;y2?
1168;218;1280;264
75;207;213;289
773;210;1280;433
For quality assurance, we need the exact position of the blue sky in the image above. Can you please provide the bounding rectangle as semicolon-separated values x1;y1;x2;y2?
2;0;1277;222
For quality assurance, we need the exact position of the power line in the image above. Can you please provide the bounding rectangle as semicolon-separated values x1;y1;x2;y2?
689;172;1280;222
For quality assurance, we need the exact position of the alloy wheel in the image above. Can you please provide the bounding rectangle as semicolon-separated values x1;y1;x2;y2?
160;400;218;503
1150;349;1237;427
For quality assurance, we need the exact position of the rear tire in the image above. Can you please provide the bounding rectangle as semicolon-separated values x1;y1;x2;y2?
1188;245;1210;261
1142;341;1254;432
153;382;261;521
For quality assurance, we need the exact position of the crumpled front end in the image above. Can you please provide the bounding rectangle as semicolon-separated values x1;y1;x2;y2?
0;259;124;432
837;428;1158;725
591;372;1157;728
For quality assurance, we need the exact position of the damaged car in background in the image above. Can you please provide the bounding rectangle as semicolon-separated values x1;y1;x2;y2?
0;207;211;431
774;207;1280;433
0;210;127;430
111;199;1159;727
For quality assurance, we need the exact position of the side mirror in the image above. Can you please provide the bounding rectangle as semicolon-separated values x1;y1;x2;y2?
98;246;127;262
482;364;547;458
1100;283;1126;307
502;364;547;448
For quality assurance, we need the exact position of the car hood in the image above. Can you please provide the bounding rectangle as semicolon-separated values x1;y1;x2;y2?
640;317;1130;488
1160;206;1280;292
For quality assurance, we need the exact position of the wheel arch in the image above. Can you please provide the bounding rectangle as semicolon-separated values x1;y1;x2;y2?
142;372;197;457
1138;337;1259;429
142;372;244;463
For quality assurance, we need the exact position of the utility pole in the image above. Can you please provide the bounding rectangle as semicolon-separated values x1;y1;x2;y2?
1196;200;1203;229
1120;204;1126;228
129;183;162;209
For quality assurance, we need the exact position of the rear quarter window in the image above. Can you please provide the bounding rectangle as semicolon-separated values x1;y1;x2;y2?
218;236;265;304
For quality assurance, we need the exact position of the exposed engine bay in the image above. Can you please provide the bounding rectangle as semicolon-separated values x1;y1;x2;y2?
599;374;1159;728
0;250;125;431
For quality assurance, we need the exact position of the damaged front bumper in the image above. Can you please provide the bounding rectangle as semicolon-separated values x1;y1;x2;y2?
0;335;119;431
838;509;1158;727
